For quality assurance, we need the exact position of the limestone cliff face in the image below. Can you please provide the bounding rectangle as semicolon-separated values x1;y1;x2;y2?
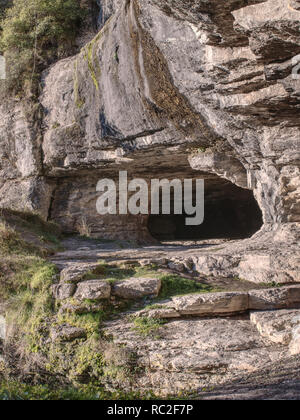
0;0;299;278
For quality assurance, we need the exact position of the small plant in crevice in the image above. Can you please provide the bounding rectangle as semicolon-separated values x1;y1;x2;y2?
188;146;208;156
82;30;102;91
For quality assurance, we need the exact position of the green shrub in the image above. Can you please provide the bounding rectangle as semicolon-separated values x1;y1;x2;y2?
0;0;87;94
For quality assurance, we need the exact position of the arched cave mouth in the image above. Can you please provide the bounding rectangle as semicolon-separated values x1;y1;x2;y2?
147;179;263;242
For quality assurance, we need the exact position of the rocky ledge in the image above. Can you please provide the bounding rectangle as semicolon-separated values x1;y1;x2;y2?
104;293;300;396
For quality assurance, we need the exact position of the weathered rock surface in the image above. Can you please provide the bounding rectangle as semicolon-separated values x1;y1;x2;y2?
53;232;300;286
190;227;300;283
0;0;300;399
104;314;288;395
52;284;76;300
50;325;87;342
60;263;100;284
134;285;300;319
290;325;300;355
39;0;300;233
112;277;161;299
59;301;104;315
250;309;300;348
249;286;300;310
172;291;248;316
74;280;111;301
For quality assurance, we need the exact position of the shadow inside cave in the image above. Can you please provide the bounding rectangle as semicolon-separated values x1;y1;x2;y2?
148;179;263;242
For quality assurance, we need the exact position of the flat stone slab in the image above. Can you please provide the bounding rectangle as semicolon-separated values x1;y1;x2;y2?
112;277;161;299
74;280;111;301
250;309;300;346
249;286;300;310
172;291;249;316
60;263;99;284
136;286;300;319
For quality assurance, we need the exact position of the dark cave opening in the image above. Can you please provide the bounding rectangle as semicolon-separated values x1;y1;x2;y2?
147;179;263;241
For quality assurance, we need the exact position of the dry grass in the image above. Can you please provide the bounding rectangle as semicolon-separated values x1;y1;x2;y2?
0;220;40;257
77;216;92;238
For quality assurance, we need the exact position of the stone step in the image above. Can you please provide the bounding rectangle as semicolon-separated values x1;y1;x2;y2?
53;275;162;302
135;285;300;319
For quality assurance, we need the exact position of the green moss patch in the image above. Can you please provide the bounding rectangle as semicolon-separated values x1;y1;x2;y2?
132;317;166;337
0;380;156;400
159;274;214;299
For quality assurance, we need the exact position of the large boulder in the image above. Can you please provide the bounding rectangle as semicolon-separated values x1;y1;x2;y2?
50;325;87;342
112;277;161;299
60;263;100;284
74;280;111;301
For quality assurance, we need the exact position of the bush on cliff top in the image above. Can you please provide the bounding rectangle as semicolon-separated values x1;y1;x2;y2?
0;0;87;94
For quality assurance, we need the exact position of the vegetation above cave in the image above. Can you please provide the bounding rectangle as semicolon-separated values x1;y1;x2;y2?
0;0;91;95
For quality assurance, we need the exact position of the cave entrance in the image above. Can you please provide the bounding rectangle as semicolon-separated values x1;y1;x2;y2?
147;177;263;241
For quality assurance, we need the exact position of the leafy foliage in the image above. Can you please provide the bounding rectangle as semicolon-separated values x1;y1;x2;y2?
0;0;86;94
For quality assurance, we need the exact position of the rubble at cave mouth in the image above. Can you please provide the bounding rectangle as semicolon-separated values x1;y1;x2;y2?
148;179;263;241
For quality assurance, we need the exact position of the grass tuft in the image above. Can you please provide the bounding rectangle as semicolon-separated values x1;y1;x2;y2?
132;317;166;337
159;274;214;299
0;380;156;400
